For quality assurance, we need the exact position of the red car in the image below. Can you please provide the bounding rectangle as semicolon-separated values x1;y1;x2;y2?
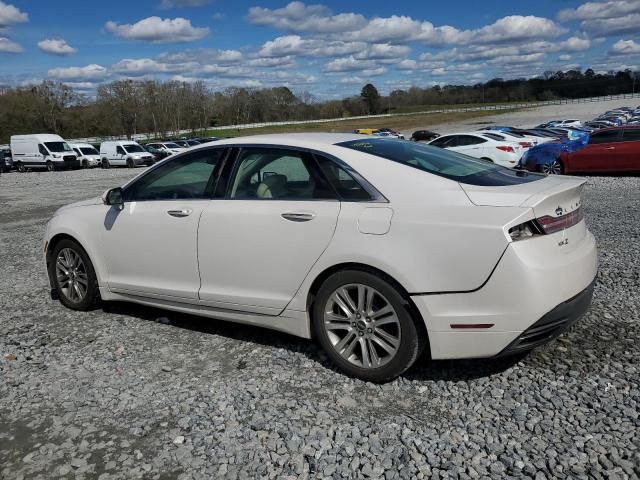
559;127;640;174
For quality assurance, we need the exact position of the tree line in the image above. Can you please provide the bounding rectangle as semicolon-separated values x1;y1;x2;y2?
0;68;638;143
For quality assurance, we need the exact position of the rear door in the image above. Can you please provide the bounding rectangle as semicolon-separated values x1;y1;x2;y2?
197;146;340;314
567;129;622;173
618;129;640;172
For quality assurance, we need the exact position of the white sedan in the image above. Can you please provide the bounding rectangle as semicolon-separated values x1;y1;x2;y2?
428;132;524;167
44;133;597;382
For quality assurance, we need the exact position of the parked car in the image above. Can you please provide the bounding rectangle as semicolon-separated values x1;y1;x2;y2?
71;143;101;168
10;134;79;172
169;139;197;149
521;127;640;174
100;141;155;168
143;145;170;162
410;130;440;142
354;128;378;135
44;133;597;382
146;142;185;156
548;119;582;128
0;146;12;172
377;128;405;139
198;137;220;144
428;132;523;167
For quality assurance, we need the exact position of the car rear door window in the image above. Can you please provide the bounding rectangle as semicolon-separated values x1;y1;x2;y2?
229;148;336;200
124;148;226;201
589;130;622;144
622;129;640;142
457;135;486;146
429;136;454;148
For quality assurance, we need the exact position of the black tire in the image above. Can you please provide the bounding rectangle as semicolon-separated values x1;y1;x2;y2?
82;160;88;169
46;161;54;172
312;269;426;383
16;162;25;172
126;158;134;168
102;159;110;169
541;159;564;175
50;239;99;311
480;157;494;163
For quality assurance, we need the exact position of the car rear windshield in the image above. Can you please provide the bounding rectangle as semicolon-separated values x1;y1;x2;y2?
44;142;71;152
481;133;505;141
337;138;543;186
124;144;145;153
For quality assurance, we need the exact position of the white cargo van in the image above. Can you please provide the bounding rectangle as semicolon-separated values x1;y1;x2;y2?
71;143;101;168
10;134;79;172
99;141;154;168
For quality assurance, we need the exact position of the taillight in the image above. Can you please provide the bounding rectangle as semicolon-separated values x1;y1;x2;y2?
496;145;515;153
508;221;539;241
519;142;532;148
536;208;583;234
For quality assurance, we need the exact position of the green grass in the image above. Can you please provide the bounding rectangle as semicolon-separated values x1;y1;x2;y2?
203;108;520;138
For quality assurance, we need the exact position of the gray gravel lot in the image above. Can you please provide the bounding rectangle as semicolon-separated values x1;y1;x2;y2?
0;167;638;480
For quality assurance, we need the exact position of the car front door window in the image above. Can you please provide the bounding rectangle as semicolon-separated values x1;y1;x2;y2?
124;149;226;201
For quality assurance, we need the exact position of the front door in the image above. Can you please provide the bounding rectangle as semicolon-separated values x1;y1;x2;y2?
197;147;340;314
618;129;640;172
568;129;622;173
101;148;226;300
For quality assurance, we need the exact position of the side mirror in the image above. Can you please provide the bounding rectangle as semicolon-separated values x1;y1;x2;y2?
102;187;124;210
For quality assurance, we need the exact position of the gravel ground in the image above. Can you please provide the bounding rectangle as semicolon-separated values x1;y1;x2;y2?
0;167;638;480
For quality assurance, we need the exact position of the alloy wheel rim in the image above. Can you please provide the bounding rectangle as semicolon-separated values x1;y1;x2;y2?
55;248;89;302
543;161;561;175
323;284;401;369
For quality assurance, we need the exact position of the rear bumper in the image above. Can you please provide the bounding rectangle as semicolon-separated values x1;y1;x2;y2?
412;224;598;359
497;279;594;356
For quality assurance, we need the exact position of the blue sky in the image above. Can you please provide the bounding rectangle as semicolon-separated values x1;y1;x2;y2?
1;0;639;98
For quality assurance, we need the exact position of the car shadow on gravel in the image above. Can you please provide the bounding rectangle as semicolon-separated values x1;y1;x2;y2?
100;301;528;382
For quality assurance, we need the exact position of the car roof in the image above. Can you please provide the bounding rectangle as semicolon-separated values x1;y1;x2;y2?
199;132;365;149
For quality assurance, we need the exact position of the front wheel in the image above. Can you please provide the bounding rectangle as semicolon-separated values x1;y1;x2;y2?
542;159;563;175
312;270;426;383
50;239;99;311
46;161;54;172
102;159;110;169
126;158;134;168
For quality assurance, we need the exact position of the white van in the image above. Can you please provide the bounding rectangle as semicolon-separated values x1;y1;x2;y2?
99;141;154;168
10;134;79;172
71;143;101;168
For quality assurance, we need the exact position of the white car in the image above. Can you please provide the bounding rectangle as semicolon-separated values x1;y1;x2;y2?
71;143;101;168
100;141;155;168
146;142;186;155
44;134;597;382
428;132;523;168
548;119;582;128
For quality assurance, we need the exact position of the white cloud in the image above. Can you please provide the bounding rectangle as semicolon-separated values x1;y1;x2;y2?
247;56;296;67
247;2;366;33
610;39;640;56
159;0;210;9
48;64;109;81
257;35;363;58
354;43;410;60
37;38;77;56
157;48;243;64
323;56;387;76
112;58;183;75
0;1;27;27
105;16;209;43
558;1;640;21
471;16;566;45
577;13;640;37
0;35;21;52
559;54;572;61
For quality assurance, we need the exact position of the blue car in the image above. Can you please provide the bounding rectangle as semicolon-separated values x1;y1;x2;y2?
518;134;589;174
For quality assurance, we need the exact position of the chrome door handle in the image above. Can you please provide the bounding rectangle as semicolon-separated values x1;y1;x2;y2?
281;212;316;222
167;208;193;218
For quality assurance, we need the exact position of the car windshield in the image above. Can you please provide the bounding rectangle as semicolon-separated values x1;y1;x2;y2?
80;147;98;155
337;138;543;186
165;143;181;149
187;140;200;146
44;142;71;152
124;144;145;153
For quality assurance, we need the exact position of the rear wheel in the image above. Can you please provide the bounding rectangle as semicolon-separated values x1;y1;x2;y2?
480;157;494;163
16;162;25;173
542;159;563;175
313;270;425;383
50;239;99;311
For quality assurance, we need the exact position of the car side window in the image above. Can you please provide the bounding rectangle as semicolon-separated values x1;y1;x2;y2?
622;129;640;142
315;155;372;200
123;149;226;202
116;146;126;155
458;135;486;146
430;136;453;148
38;144;48;156
589;130;621;145
229;148;335;200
